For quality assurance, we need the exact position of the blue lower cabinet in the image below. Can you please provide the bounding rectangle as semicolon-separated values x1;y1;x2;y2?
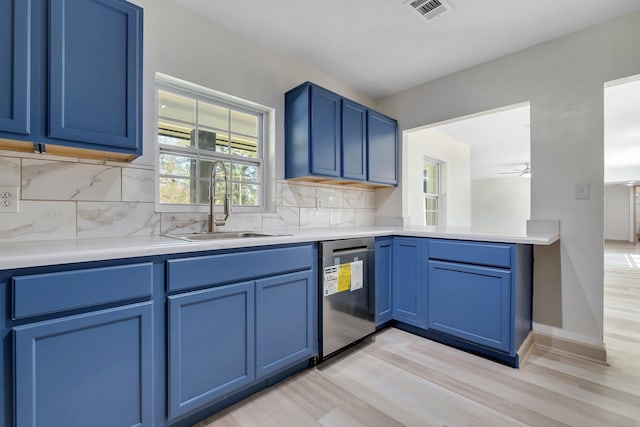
255;271;314;378
374;238;393;326
14;302;153;427
167;281;255;420
428;260;511;353
392;238;427;328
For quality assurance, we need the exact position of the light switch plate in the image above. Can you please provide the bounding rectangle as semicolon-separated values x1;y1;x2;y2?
575;183;590;200
0;186;19;213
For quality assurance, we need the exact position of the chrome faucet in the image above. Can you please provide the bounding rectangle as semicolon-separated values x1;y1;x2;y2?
208;161;230;232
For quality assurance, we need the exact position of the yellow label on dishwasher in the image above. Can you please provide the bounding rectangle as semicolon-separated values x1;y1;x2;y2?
338;263;351;292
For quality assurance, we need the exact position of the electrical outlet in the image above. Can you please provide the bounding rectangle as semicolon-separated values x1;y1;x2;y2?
0;186;19;213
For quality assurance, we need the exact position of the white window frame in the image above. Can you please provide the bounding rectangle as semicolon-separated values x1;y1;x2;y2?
423;157;440;227
154;73;275;213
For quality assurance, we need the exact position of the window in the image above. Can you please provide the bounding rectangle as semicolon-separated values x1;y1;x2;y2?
156;84;264;211
423;158;440;226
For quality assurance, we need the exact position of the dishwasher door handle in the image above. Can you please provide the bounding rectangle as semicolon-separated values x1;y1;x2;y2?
329;247;371;257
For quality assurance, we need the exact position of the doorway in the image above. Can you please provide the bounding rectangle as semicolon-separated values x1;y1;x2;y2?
603;75;640;357
635;186;640;242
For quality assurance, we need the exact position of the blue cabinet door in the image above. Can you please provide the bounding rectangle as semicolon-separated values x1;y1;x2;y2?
168;282;255;420
428;260;511;353
393;238;427;328
341;99;367;181
367;111;397;186
14;302;153;427
255;270;315;378
49;0;142;152
310;85;341;177
375;238;393;326
0;0;30;134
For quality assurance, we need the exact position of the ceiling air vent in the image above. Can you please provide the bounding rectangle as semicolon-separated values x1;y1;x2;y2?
405;0;454;21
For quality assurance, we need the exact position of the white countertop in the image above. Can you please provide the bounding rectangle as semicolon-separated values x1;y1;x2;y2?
0;226;559;270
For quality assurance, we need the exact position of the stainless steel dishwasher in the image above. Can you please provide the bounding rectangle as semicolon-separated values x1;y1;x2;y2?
319;238;375;361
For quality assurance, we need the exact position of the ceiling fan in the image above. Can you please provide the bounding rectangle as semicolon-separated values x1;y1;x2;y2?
499;162;531;176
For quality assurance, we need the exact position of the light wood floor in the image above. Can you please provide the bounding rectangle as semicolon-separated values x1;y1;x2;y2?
197;243;640;427
604;241;640;373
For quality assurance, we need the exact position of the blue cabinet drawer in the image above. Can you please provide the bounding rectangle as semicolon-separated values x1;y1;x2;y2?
13;263;153;320
428;240;512;268
167;245;314;293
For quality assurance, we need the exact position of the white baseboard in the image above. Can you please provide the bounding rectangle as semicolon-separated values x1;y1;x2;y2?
526;331;608;366
516;332;536;366
532;322;604;347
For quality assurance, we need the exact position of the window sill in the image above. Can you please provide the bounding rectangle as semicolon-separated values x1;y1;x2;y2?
155;203;264;214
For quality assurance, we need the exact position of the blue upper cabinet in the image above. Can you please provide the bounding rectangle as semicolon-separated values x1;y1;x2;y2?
285;83;341;178
367;110;398;186
49;0;142;153
0;0;30;134
0;0;143;160
310;85;342;177
341;99;367;181
285;81;397;186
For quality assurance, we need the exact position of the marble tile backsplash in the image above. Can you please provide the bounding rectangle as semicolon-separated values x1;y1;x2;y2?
0;157;20;185
22;159;122;201
0;153;377;242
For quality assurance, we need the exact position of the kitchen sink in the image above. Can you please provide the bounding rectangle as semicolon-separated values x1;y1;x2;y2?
165;231;290;242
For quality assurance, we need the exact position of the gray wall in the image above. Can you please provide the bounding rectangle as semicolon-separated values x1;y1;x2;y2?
376;11;640;346
471;177;531;231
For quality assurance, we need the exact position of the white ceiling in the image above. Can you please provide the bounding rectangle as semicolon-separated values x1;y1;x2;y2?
430;105;530;180
172;0;640;98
